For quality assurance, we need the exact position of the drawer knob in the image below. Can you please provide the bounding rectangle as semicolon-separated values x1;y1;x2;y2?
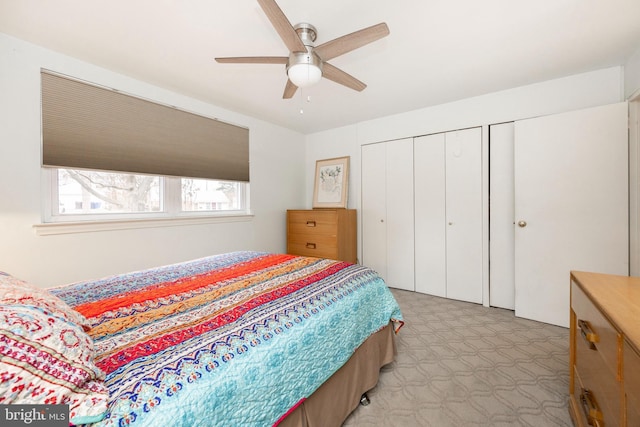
306;221;316;227
578;319;599;350
306;243;316;249
580;388;604;426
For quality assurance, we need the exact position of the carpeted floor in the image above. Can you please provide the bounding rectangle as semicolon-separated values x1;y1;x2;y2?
343;288;572;427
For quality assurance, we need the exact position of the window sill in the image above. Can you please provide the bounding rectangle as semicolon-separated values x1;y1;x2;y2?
33;212;254;236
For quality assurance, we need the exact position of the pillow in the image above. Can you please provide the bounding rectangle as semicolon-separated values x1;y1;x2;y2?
0;273;108;425
0;271;91;331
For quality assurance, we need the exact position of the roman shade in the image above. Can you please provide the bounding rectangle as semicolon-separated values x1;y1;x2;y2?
41;71;249;182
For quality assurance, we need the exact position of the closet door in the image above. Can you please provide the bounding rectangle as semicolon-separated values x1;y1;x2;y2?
445;128;483;303
414;128;482;303
514;102;628;327
362;143;387;280
361;139;414;291
414;133;446;297
385;138;414;291
488;122;515;310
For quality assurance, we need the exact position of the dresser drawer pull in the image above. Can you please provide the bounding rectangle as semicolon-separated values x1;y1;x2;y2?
578;319;599;350
306;221;316;227
579;388;604;426
306;243;316;249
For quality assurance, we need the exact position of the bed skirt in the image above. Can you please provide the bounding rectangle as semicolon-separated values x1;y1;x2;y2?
278;323;397;427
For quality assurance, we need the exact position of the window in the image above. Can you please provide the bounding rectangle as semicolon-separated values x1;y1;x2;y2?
46;168;249;223
55;169;162;216
182;178;244;212
40;71;251;229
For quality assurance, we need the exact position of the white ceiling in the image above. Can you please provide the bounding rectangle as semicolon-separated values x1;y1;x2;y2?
1;0;639;134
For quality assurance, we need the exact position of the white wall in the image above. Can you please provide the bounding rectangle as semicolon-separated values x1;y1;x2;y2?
305;66;624;267
3;29;629;288
305;125;361;211
355;67;623;145
626;47;640;275
625;47;640;99
0;33;306;287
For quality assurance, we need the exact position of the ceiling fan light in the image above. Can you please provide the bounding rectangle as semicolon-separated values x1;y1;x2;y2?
288;63;322;88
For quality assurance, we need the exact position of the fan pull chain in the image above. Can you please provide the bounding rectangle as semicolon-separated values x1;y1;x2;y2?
299;90;311;115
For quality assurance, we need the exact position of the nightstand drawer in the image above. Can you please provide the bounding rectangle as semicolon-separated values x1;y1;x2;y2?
571;282;620;379
287;210;338;237
288;243;338;260
287;239;338;260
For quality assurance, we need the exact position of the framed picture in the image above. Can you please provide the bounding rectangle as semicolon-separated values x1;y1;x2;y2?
313;156;349;208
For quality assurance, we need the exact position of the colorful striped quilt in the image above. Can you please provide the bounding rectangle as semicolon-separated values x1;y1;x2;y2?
51;251;403;427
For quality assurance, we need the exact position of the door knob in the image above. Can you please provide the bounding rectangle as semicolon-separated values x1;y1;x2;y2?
517;220;527;228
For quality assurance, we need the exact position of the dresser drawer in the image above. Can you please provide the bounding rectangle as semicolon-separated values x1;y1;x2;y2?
287;210;339;259
624;340;640;426
572;282;620;379
570;366;604;427
574;318;621;427
287;210;339;236
287;236;338;260
571;367;589;427
571;281;622;427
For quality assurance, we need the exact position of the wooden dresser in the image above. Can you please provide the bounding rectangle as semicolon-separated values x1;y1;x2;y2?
569;271;640;427
286;209;357;263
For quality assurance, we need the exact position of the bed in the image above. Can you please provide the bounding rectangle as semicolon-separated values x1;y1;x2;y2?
0;251;403;426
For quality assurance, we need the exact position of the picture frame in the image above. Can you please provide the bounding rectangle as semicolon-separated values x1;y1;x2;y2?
312;156;350;208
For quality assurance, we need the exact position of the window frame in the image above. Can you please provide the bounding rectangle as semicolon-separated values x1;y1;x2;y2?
37;168;252;235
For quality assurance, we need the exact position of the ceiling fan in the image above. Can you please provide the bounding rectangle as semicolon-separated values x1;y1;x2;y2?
215;0;390;99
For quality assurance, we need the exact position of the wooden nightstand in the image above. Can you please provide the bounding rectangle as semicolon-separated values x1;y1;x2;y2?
286;209;356;263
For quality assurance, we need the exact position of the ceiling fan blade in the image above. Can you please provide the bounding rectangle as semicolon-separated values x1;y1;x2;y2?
283;79;298;99
314;23;389;61
215;56;288;64
322;62;367;92
257;0;307;53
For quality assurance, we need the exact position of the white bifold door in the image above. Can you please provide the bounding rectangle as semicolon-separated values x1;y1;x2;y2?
361;138;415;291
490;102;629;327
414;127;483;304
